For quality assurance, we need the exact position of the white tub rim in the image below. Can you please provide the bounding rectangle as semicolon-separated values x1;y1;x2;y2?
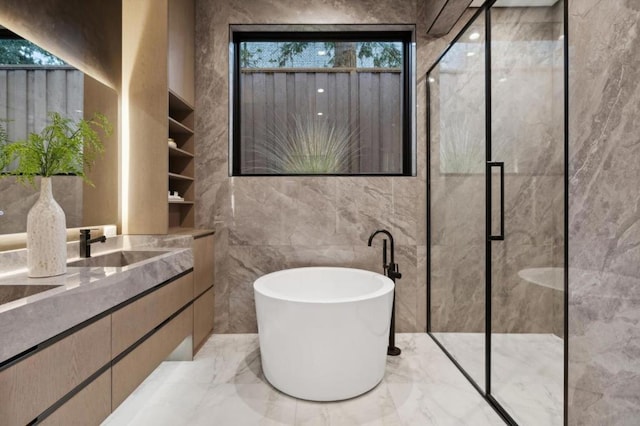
253;266;394;305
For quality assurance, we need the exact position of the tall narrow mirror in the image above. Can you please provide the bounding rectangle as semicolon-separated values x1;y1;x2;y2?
0;27;83;233
0;26;118;239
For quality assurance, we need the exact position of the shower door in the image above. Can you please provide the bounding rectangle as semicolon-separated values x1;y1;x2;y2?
488;2;565;425
428;12;487;390
427;1;566;424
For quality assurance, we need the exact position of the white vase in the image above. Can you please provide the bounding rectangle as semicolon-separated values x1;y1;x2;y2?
27;177;67;277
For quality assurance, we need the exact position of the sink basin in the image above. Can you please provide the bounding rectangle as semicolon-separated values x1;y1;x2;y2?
68;251;169;268
0;284;62;305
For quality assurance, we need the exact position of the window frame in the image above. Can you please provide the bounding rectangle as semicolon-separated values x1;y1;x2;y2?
229;26;416;177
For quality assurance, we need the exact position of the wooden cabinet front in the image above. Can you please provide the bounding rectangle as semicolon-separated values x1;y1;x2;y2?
112;272;193;357
193;234;214;297
40;369;111;426
193;286;215;351
0;316;111;426
112;305;193;409
1;268;198;424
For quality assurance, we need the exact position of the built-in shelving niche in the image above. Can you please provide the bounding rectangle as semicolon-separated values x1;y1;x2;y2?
168;89;195;228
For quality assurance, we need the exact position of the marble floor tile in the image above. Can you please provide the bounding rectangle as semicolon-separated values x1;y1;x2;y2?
103;334;504;426
103;381;210;426
189;383;297;426
431;332;486;389
295;383;403;426
431;332;564;426
388;382;501;426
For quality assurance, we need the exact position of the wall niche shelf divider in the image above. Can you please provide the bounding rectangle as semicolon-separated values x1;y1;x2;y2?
169;146;195;158
169;172;195;181
168;89;195;229
169;116;194;134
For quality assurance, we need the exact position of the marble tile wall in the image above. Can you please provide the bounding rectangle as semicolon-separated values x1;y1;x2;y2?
194;0;462;333
568;1;640;424
0;176;83;234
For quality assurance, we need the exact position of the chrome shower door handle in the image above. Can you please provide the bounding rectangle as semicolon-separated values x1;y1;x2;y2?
488;161;504;241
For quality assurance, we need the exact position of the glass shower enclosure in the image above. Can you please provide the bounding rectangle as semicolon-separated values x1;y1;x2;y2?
427;1;566;425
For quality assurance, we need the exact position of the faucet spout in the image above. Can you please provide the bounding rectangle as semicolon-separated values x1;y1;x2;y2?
79;229;107;258
367;229;395;266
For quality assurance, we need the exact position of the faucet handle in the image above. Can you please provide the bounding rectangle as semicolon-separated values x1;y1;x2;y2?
388;263;402;280
80;228;102;235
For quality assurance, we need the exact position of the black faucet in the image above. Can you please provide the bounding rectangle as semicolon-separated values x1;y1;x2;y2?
368;229;402;356
79;229;107;258
368;229;402;281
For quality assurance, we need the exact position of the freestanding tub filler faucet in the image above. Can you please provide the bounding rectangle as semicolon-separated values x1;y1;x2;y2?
79;229;107;258
368;229;401;356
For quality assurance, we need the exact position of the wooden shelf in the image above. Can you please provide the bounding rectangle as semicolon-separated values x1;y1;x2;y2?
168;172;194;181
169;89;194;111
169;117;194;135
169;146;194;158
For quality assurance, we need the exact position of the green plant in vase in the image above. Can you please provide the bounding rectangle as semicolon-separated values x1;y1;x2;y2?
2;112;111;185
0;112;112;277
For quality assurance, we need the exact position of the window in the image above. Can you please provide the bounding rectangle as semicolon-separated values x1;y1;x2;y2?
230;27;415;176
0;28;66;66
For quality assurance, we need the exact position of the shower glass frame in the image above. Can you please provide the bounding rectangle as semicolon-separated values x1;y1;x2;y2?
425;1;568;425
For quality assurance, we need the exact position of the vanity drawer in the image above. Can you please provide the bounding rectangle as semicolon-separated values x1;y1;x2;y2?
193;286;214;351
112;272;193;357
0;316;111;426
39;369;111;426
112;305;193;409
193;234;214;297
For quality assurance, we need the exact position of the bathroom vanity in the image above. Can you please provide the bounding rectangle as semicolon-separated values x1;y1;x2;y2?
0;232;214;425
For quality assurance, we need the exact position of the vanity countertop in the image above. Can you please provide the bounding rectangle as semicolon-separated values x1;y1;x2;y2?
0;234;195;366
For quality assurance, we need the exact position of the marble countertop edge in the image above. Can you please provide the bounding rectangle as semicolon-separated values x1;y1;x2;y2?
0;235;195;365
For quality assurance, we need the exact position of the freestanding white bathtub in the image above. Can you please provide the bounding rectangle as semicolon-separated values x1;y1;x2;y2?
254;267;394;401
